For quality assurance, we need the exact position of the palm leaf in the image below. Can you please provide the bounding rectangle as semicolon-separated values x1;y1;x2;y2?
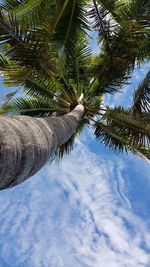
0;9;59;77
0;0;28;10
0;96;68;117
94;106;150;155
89;0;150;96
65;34;92;90
89;52;132;95
94;118;150;162
51;0;89;58
88;0;113;52
0;89;18;104
106;106;150;146
131;70;150;115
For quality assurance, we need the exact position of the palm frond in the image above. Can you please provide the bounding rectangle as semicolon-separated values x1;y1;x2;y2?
136;147;150;163
106;106;150;147
131;70;150;115
94;105;150;157
89;0;150;95
65;34;92;91
24;78;71;107
94;118;150;162
0;9;59;78
88;0;113;52
0;96;68;117
0;0;28;10
51;0;89;56
0;53;9;70
94;119;129;153
1;63;31;86
0;1;91;89
0;89;18;104
89;52;132;94
13;0;43;14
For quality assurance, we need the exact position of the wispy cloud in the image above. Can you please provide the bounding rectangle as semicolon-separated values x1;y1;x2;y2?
0;139;150;267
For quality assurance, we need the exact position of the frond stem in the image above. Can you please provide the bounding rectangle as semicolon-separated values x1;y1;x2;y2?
92;0;110;53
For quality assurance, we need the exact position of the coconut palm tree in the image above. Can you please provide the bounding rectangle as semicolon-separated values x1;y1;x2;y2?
0;0;150;190
0;62;150;190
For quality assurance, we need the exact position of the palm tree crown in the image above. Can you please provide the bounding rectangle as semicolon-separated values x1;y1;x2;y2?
0;0;150;172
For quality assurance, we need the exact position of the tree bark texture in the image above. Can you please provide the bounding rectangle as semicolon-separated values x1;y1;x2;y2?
0;104;84;190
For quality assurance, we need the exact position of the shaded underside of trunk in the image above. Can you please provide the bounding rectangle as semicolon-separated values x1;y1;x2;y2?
0;104;84;190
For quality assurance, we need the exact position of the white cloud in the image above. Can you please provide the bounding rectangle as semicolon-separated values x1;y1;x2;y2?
0;139;150;267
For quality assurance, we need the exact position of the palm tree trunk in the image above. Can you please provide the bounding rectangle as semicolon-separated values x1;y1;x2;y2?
0;104;84;190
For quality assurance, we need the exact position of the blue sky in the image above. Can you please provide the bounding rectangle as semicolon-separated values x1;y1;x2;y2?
0;63;150;266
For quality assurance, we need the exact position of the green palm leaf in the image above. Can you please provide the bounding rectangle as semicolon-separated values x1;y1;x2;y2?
94;119;150;162
94;106;150;157
51;0;89;56
132;70;150;115
0;96;68;117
